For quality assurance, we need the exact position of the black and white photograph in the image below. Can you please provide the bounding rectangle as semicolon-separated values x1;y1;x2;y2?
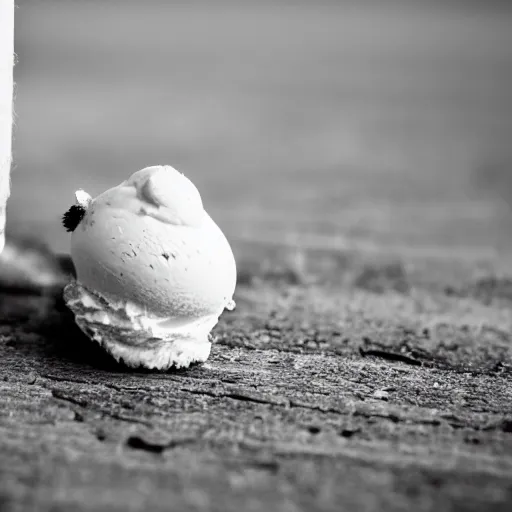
0;1;511;510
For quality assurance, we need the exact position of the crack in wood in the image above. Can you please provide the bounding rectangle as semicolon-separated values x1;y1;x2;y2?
359;347;423;366
51;388;89;407
179;386;290;407
125;435;198;454
51;388;152;426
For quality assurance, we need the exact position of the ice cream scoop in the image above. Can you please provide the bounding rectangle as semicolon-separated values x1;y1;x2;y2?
63;165;237;369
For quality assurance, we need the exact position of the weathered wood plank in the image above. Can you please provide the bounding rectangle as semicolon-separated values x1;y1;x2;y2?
1;247;511;511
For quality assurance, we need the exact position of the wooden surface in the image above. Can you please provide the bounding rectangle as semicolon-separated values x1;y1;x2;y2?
1;247;511;512
3;1;512;510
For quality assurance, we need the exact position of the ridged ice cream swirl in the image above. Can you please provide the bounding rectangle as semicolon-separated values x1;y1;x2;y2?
64;165;236;369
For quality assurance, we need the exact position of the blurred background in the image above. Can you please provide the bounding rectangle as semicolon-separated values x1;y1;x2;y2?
7;0;512;262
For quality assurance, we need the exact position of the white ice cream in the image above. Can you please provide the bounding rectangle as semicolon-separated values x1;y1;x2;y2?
64;166;237;369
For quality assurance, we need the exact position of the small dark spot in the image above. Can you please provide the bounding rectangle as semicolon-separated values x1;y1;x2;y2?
501;419;512;433
339;427;360;438
120;272;124;277
74;412;84;422
307;426;321;434
149;264;154;270
126;436;165;454
426;475;444;488
445;285;456;296
162;253;170;260
96;430;107;441
483;418;512;433
106;202;112;206
121;401;135;410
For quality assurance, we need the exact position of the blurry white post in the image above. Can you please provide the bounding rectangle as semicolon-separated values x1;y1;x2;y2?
0;0;14;253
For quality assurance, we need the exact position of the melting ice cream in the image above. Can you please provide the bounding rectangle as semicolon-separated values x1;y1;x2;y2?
64;165;237;369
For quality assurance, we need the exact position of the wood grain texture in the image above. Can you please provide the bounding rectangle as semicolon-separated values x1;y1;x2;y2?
1;247;511;512
3;1;512;510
